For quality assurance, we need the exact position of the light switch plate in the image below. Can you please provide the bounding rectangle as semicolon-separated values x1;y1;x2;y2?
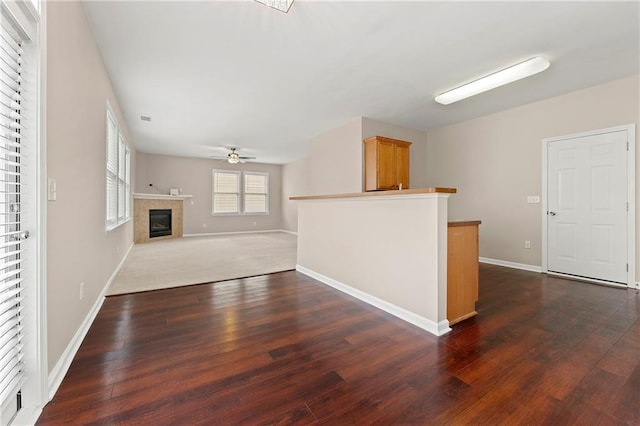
47;178;57;201
527;195;540;204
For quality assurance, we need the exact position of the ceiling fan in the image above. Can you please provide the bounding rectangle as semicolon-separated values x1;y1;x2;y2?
210;147;256;164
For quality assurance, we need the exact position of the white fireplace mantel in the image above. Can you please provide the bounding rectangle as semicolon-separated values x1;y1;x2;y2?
133;193;193;200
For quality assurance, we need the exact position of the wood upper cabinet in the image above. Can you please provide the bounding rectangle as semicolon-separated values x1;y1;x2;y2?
364;136;411;191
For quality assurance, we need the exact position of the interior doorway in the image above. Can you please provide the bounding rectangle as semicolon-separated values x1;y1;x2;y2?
542;125;636;287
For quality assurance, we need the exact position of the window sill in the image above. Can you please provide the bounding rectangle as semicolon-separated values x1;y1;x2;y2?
106;217;131;233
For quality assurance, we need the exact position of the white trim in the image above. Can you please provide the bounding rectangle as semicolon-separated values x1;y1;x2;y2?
183;229;291;237
279;229;298;236
541;124;636;288
132;193;193;200
47;242;134;400
479;257;542;273
296;265;450;337
627;127;636;287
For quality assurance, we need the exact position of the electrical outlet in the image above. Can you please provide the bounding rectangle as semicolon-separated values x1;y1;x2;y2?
79;282;84;300
525;240;531;249
202;223;207;228
253;221;257;226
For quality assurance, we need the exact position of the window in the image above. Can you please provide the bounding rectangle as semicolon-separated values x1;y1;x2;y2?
105;105;131;230
244;172;268;214
212;170;240;214
212;170;269;215
0;15;30;420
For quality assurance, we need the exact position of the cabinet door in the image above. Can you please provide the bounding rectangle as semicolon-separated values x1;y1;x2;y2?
447;225;479;325
395;144;410;189
377;141;397;190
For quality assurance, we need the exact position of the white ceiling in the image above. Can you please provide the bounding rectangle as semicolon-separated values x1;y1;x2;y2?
83;1;639;164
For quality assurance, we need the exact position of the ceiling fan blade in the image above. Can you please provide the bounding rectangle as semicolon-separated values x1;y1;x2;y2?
238;156;256;160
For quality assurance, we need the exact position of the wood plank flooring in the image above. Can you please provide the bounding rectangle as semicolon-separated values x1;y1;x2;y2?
37;264;639;425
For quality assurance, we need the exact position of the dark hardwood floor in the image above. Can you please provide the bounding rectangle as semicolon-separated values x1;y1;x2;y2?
37;264;639;425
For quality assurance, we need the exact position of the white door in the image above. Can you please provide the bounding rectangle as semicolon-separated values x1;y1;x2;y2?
547;129;629;284
0;6;45;424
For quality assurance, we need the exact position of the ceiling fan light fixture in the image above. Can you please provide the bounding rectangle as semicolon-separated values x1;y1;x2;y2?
434;56;551;105
254;0;294;13
228;152;240;164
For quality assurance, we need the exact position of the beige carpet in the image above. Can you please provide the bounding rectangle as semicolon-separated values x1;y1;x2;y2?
107;232;297;295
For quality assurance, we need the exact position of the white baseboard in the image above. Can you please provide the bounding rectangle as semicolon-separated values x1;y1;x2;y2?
183;229;292;237
278;229;298;236
479;257;542;273
47;242;134;400
296;265;450;337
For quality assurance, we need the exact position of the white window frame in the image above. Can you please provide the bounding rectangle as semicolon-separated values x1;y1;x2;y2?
105;102;131;231
212;169;241;215
243;172;269;215
211;170;270;216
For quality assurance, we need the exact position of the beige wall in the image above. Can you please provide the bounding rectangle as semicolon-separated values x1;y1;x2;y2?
136;153;283;234
47;1;135;371
297;193;450;333
426;75;639;279
362;117;429;188
282;117;430;232
281;157;310;232
308;118;363;195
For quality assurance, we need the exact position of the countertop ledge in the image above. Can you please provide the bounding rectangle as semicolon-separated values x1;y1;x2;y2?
290;187;456;201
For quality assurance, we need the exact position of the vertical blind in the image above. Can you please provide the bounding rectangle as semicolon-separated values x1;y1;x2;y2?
0;18;26;411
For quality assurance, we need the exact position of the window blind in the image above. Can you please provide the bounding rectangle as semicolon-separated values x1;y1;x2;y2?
117;134;125;221
0;18;26;412
244;173;268;213
212;170;240;214
124;146;130;220
105;107;130;230
105;110;118;227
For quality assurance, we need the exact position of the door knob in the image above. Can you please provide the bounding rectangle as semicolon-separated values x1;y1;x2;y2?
548;211;556;216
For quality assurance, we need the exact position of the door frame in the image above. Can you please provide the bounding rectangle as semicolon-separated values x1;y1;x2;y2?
541;124;636;288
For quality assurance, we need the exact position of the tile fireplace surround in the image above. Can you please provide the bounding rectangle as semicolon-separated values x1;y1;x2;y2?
133;193;192;244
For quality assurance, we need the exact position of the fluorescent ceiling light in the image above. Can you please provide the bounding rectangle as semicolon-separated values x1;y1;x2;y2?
254;0;294;13
434;57;550;105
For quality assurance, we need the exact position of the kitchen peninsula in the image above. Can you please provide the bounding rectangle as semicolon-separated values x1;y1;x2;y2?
291;187;474;336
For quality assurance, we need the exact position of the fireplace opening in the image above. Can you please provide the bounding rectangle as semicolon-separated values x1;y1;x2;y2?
149;209;172;238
